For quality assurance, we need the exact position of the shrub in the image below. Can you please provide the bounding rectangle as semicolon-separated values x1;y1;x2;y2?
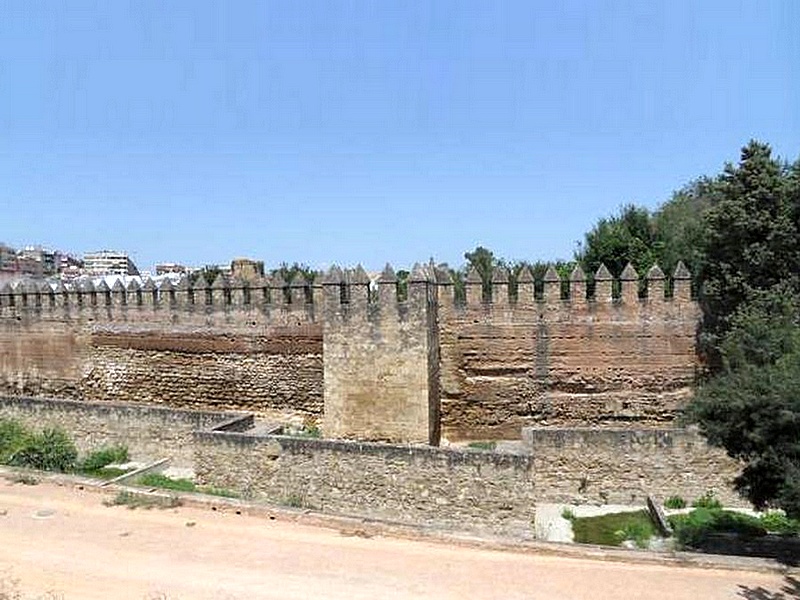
760;510;800;535
664;495;687;509
692;491;723;510
78;445;129;473
669;508;766;548
8;428;77;472
0;419;31;464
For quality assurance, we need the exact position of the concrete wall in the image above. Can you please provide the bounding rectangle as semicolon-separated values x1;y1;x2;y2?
523;427;744;506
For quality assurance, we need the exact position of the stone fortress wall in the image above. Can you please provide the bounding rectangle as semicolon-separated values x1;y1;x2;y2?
0;261;699;445
0;262;745;535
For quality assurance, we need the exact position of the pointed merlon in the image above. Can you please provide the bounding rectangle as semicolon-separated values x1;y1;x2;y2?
159;278;174;292
0;283;12;295
270;272;286;288
465;266;482;284
95;280;110;293
53;280;66;294
544;265;561;283
409;262;429;282
570;265;586;282
80;279;96;293
646;264;666;280
620;263;639;281
350;264;371;284
126;278;141;292
211;274;228;289
112;279;126;292
517;266;534;283
673;261;692;280
188;275;204;289
492;266;509;283
379;263;397;283
323;265;344;284
594;264;613;281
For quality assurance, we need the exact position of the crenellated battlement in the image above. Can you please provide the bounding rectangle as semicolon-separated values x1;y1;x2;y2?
0;260;701;445
0;260;694;319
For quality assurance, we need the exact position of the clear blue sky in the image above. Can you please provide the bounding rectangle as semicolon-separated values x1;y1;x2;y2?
2;1;798;273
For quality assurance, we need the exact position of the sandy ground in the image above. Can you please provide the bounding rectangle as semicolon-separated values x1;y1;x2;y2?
0;478;793;600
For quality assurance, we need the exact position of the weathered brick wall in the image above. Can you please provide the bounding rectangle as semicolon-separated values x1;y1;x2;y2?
523;427;743;506
437;273;699;441
0;302;323;417
0;396;249;467
194;431;536;538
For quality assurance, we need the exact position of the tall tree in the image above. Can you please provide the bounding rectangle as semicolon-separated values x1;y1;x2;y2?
697;140;798;368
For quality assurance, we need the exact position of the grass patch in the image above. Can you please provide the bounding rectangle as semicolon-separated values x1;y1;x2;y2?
467;441;497;451
570;510;656;548
664;495;687;509
692;491;723;510
104;491;182;510
137;473;196;492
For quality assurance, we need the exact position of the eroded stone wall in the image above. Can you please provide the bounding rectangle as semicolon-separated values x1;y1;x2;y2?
0;395;249;467
438;284;699;441
0;304;323;417
524;427;743;506
322;275;439;444
194;431;536;537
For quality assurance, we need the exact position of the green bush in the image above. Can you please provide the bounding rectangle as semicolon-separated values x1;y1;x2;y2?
8;427;77;472
759;510;800;535
669;508;766;548
0;419;32;463
664;495;687;509
692;491;723;510
79;445;129;473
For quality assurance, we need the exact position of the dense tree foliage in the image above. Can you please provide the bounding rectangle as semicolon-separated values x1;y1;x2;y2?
577;140;800;516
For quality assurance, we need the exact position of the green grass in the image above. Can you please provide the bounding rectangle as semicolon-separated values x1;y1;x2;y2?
137;472;197;492
570;510;656;548
664;495;687;509
467;441;497;451
759;510;800;535
691;491;723;510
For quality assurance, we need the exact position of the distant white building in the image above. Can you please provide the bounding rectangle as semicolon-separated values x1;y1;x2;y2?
83;250;139;276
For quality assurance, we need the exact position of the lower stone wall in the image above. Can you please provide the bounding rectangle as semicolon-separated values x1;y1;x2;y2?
193;432;537;538
0;396;248;468
0;397;748;537
523;427;743;506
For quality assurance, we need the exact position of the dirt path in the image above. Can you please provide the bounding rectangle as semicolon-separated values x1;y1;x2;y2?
0;478;791;600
